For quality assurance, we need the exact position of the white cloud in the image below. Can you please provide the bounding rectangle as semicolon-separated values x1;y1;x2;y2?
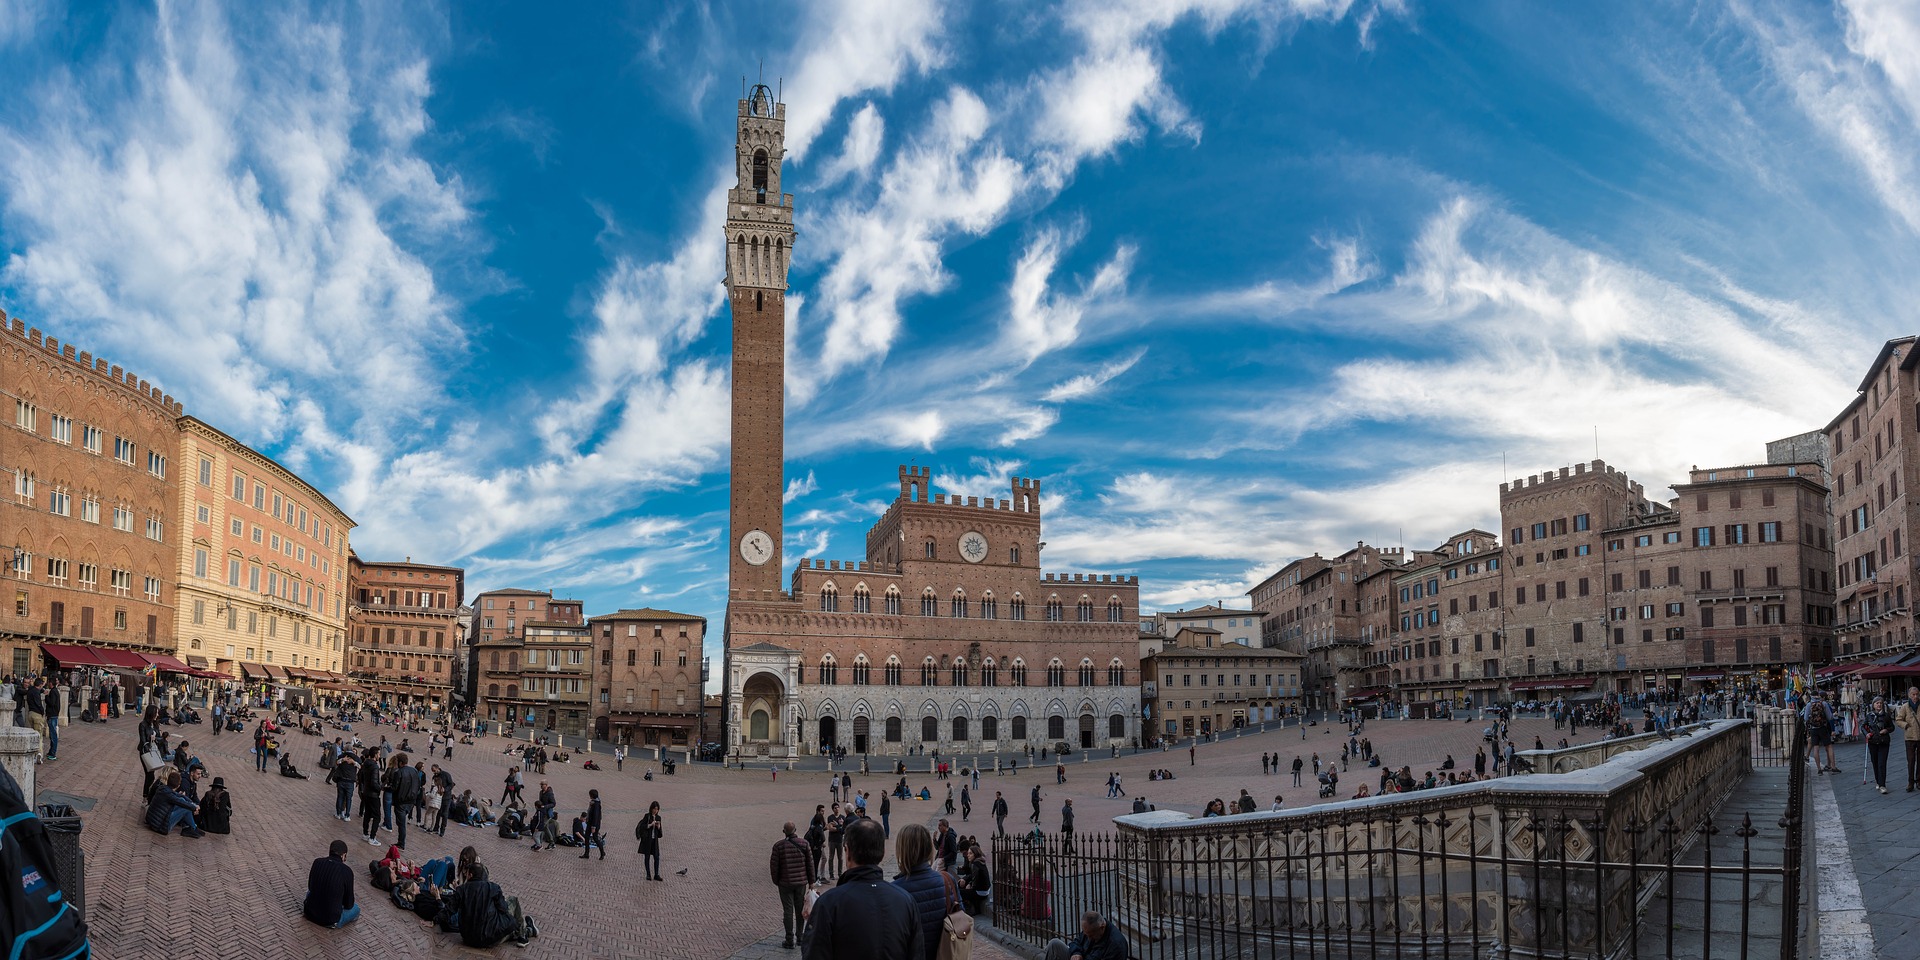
1042;348;1147;403
811;86;1025;378
781;0;945;161
1004;224;1135;366
1734;0;1920;232
0;4;467;452
784;470;819;504
815;102;886;186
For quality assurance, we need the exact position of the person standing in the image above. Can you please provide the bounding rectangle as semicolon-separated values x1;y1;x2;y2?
357;748;383;845
581;789;606;861
992;791;1008;837
891;823;951;960
42;680;60;761
391;753;422;850
1895;687;1920;792
803;819;921;960
769;821;816;950
1030;784;1043;824
1060;799;1076;855
825;802;847;878
637;800;662;878
1291;755;1303;787
211;700;223;738
1865;695;1896;795
615;745;626;772
880;790;892;838
934;818;959;872
328;749;359;822
302;839;359;929
254;722;271;773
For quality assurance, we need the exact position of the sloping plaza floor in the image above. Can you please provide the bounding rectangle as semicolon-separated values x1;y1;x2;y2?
45;708;1570;959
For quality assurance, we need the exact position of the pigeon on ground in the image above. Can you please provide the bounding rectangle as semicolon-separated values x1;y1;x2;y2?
676;868;689;876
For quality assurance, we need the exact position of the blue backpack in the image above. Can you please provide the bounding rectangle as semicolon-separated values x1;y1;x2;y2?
0;762;90;959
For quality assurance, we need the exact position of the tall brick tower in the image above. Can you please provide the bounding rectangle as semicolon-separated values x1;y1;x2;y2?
726;83;793;600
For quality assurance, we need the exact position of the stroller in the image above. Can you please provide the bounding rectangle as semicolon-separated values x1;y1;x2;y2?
1317;772;1338;798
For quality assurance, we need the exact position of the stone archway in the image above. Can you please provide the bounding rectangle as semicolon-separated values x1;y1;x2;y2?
741;671;786;756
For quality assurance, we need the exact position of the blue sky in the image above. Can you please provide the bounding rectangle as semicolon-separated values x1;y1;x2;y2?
3;0;1918;677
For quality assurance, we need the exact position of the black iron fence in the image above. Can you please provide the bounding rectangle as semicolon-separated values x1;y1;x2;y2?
992;718;1806;960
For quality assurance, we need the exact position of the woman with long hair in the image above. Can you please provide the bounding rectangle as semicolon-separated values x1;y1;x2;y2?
890;824;950;960
637;801;663;881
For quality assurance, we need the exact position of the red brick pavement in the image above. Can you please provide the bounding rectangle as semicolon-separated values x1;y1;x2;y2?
46;709;1566;958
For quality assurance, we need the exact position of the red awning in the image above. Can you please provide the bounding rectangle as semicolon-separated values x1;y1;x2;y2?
1858;653;1920;678
138;653;192;674
88;647;153;670
191;669;228;680
1816;663;1869;677
39;644;106;668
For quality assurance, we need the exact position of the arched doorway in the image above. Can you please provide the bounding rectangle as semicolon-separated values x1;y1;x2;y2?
819;716;838;753
546;709;557;731
741;671;786;755
852;716;870;754
1079;713;1095;749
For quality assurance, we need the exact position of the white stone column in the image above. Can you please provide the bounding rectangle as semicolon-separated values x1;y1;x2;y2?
0;693;42;802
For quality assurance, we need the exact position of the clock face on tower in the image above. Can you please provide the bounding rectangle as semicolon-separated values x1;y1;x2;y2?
958;531;989;564
739;529;775;566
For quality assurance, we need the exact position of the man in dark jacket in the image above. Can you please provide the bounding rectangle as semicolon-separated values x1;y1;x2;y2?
934;818;958;871
391;753;423;849
144;771;203;836
1044;911;1130;960
328;751;359;822
769;821;816;949
802;818;919;960
302;839;359;928
579;789;604;860
992;791;1009;837
448;863;530;948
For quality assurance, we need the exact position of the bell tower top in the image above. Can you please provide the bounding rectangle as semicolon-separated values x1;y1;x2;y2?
726;81;793;292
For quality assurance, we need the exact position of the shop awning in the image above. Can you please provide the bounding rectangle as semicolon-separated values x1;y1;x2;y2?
1686;672;1725;682
1859;652;1920;678
39;643;106;668
239;662;266;681
1511;677;1597;692
263;665;288;681
185;655;210;669
1344;687;1387;700
138;653;192;674
89;647;154;670
1816;662;1871;679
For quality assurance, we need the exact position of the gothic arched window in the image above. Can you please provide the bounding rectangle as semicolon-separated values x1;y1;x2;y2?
752;149;768;202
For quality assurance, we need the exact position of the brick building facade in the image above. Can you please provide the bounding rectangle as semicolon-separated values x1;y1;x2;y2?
347;556;464;709
469;589;591;735
1247;544;1420;711
588;608;707;747
1270;458;1835;711
1828;338;1917;659
719;88;1141;760
1142;627;1303;736
3;315;185;674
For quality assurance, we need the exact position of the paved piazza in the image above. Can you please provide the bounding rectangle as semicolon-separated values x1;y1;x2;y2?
56;709;1566;958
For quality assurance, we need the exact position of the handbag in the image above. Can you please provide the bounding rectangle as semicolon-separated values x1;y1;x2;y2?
938;869;974;960
140;746;166;772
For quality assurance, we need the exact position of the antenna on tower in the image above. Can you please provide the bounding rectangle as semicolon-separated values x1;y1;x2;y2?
741;76;747;99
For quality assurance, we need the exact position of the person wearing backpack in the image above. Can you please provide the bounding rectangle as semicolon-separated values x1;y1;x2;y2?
448;862;535;948
0;760;90;957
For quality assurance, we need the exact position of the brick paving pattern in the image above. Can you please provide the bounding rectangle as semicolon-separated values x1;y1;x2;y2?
48;709;1564;958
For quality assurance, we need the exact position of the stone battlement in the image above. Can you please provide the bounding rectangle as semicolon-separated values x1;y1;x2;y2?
1499;458;1645;499
894;465;1041;515
4;310;185;417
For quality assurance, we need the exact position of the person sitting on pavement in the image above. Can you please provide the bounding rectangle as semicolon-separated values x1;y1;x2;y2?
144;769;204;837
279;754;309;779
302;839;359;929
200;776;233;834
1044;910;1130;960
447;862;536;948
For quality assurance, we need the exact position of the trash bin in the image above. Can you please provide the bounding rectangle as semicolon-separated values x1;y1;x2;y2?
36;806;84;922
